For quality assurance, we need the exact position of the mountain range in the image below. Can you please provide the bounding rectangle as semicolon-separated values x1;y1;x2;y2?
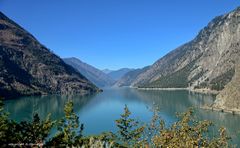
63;57;115;88
105;68;135;81
0;12;99;99
114;66;150;87
64;58;136;87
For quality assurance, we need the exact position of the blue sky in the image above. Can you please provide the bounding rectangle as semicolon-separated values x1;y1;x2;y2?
0;0;239;70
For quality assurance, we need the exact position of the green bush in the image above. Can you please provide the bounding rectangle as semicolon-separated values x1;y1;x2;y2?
151;108;232;147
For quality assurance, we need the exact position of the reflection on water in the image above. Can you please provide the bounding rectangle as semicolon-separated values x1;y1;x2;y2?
4;94;96;121
4;88;240;144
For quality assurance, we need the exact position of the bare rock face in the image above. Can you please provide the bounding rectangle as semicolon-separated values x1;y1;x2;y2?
0;12;99;99
213;62;240;111
131;7;240;91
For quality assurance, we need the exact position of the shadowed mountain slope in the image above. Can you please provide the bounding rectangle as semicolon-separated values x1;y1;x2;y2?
0;12;99;99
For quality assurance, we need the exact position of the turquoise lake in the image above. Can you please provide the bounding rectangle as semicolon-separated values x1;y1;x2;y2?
4;88;240;145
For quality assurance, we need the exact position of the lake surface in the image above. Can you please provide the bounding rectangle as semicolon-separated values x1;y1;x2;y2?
4;88;240;145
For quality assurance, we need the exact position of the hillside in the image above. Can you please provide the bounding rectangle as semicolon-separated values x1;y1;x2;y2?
108;68;134;81
114;66;150;87
102;69;113;74
63;57;115;88
130;7;240;92
0;12;99;99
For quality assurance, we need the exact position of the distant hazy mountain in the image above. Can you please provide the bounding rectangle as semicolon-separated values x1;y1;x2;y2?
102;69;114;74
115;66;150;87
107;68;135;80
64;58;115;88
0;12;99;99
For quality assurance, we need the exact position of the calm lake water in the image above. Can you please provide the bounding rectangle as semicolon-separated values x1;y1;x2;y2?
4;88;240;145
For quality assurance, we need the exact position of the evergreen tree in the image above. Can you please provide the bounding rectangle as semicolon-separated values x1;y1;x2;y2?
14;113;54;144
0;98;9;145
48;100;84;146
115;105;145;146
0;98;54;146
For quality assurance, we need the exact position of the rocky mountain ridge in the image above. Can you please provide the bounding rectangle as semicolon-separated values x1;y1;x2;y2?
128;7;240;93
115;7;240;112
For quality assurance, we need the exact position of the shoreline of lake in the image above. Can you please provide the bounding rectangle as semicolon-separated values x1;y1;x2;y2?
134;87;219;95
201;105;240;115
134;87;240;115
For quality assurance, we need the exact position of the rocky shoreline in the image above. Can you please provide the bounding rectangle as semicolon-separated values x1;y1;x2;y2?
189;88;219;95
201;105;240;115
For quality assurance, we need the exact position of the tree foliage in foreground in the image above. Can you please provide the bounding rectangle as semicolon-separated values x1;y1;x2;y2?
0;99;54;147
46;100;84;147
0;98;237;147
152;108;232;147
115;105;145;146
